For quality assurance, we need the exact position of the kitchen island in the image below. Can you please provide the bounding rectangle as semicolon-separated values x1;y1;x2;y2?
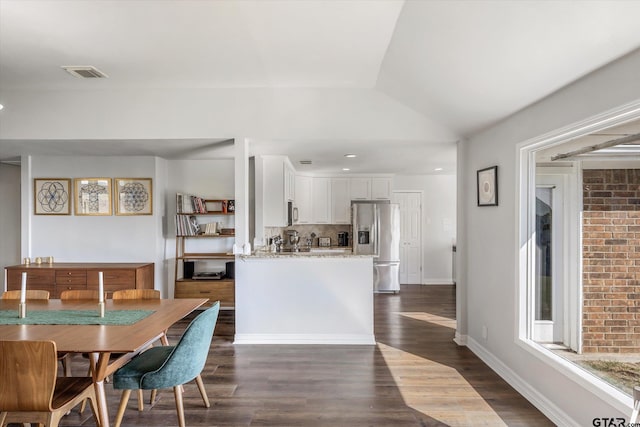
234;250;374;345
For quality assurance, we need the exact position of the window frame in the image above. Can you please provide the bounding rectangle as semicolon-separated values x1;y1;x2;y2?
515;101;640;414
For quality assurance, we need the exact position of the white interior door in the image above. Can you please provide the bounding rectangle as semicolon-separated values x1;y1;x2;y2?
392;191;422;284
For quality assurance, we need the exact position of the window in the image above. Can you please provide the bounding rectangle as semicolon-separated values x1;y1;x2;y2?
518;108;640;406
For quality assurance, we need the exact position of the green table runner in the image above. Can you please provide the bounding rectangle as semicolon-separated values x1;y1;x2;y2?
0;309;153;325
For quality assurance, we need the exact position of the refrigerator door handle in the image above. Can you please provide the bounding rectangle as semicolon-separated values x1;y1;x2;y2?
373;206;380;257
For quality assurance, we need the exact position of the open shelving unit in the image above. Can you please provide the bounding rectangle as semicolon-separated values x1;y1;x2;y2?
174;198;235;309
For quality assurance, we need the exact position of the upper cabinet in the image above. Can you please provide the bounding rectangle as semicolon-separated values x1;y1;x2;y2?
294;175;312;224
284;161;295;202
311;177;331;224
371;177;392;200
294;175;391;225
350;177;392;201
256;155;295;228
331;178;351;224
257;156;393;228
349;178;371;200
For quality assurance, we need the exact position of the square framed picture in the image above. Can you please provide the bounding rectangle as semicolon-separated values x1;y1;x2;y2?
477;166;498;207
34;178;71;215
114;178;153;215
74;178;112;215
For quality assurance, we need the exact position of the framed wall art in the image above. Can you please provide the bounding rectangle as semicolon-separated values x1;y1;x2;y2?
114;178;153;215
74;178;112;215
34;178;71;215
477;166;498;207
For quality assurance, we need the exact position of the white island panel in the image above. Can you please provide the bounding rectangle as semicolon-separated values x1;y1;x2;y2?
235;256;374;344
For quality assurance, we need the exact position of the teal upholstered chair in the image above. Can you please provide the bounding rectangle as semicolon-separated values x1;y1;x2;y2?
112;302;220;427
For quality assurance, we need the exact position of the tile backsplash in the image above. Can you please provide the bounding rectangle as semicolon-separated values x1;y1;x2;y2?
263;224;352;247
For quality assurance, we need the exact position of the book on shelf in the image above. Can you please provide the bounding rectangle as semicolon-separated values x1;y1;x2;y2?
175;215;200;236
176;192;207;214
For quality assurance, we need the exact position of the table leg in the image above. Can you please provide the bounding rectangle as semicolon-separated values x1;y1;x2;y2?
89;352;111;427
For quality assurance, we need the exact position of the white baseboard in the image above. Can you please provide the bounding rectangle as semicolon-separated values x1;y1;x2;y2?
467;336;578;427
420;279;455;285
234;333;376;345
454;331;467;346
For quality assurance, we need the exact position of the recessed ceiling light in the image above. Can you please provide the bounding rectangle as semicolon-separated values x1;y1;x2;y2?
0;104;3;110
342;168;350;171
434;167;443;171
344;154;357;158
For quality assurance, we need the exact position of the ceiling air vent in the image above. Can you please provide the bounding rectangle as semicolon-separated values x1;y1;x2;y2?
61;66;108;79
299;160;312;165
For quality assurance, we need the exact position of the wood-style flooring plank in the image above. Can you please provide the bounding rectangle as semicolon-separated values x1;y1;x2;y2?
50;284;553;426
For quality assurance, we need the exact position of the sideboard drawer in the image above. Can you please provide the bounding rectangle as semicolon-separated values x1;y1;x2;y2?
87;269;135;287
55;270;87;286
55;284;88;296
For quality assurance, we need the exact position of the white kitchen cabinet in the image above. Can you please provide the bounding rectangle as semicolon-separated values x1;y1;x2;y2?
350;178;371;200
331;178;351;224
312;177;331;224
284;160;295;202
371;177;392;200
350;177;392;201
256;155;292;228
294;175;312;224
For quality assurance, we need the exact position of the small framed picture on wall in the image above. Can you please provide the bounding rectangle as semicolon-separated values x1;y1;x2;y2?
477;166;498;207
114;178;153;215
74;177;112;215
34;178;71;215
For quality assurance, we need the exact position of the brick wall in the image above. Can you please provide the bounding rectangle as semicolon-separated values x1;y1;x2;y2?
582;169;640;353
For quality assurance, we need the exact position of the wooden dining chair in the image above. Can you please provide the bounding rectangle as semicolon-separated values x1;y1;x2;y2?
112;289;160;301
112;302;220;427
112;288;165;410
59;289;102;300
59;289;105;380
1;289;50;300
0;289;71;378
0;340;99;427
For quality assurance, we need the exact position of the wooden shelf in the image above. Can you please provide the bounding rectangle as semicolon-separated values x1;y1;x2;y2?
176;234;234;238
176;211;234;216
174;195;235;310
179;253;234;260
175;278;234;284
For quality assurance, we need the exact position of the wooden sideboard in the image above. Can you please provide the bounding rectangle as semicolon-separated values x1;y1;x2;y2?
4;263;154;298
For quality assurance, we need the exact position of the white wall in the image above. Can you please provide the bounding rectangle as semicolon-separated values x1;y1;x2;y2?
0;163;21;291
19;156;235;297
25;155;166;291
393;174;456;284
459;49;640;425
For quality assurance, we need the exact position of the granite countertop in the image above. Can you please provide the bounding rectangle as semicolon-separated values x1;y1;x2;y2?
240;248;371;259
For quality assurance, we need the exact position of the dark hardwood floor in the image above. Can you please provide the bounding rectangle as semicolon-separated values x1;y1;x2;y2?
57;284;552;426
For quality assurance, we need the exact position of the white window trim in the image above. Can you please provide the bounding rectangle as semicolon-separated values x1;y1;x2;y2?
515;99;640;414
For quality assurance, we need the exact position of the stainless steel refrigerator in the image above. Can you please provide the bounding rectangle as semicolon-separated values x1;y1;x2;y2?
352;201;401;293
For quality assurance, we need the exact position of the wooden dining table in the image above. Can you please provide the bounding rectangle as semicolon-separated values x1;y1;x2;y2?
0;297;207;427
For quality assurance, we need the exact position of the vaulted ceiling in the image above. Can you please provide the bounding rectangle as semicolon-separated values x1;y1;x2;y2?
1;0;640;173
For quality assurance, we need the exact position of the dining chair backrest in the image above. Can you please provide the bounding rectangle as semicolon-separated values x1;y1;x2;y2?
0;340;58;411
112;289;160;300
59;290;102;300
139;303;219;390
1;290;50;300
